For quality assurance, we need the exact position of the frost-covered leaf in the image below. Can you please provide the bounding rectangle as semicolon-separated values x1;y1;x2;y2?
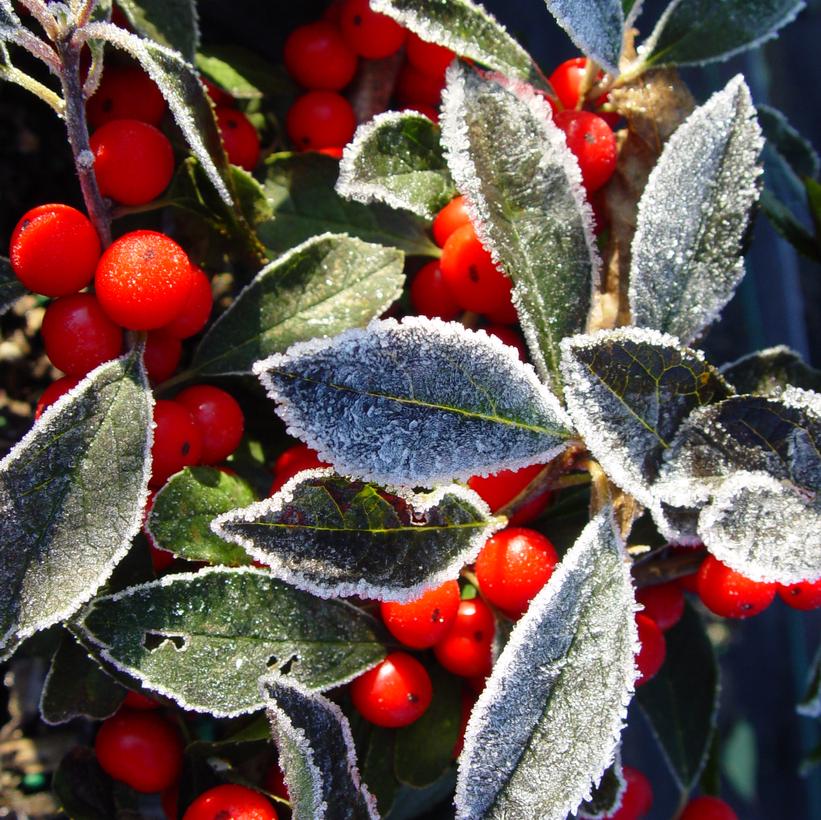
454;509;637;820
0;255;24;314
76;566;386;717
196;45;293;99
637;602;718;790
146;467;256;565
543;0;624;74
798;643;821;718
628;76;763;344
370;0;537;83
441;64;599;391
264;677;379;820
115;0;199;61
578;753;625;819
560;328;731;508
0;0;19;37
256;317;572;487
757;104;820;180
0;352;152;660
191;234;404;378
644;0;806;67
258;153;438;258
215;469;502;602
337;111;456;219
721;346;821;396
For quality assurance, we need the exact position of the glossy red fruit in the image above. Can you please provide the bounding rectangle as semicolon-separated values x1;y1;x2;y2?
95;709;183;793
269;443;328;495
778;578;821;610
284;21;358;90
475;528;558;618
680;796;738;820
483;296;518;325
381;580;461;649
286;91;357;151
10;204;100;297
87;66;166;129
144;329;182;384
434;598;495;677
410;260;461;320
406;32;455;79
263;762;290;801
554;109;617;193
175;385;245;465
467;463;551;526
41;293;123;377
123;690;160;710
697;556;776;619
339;0;406;59
350;652;433;728
636;582;685;632
35;376;81;419
215;107;261;171
395;62;445;107
432;195;471;247
605;766;653;819
95;230;195;330
548;57;607;111
182;784;278;820
90;120;174;205
163;264;212;339
485;325;527;362
635;613;666;686
150;400;203;488
316;145;345;159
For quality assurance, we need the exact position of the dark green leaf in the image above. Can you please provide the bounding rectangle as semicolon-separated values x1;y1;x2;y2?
543;0;624;73
0;255;24;314
757;104;819;179
760;189;820;261
0;351;152;660
798;642;821;718
196;45;294;99
721;346;821;396
191;233;404;378
52;747;117;820
115;0;199;61
76;566;386;716
579;753;625;818
147;467;256;565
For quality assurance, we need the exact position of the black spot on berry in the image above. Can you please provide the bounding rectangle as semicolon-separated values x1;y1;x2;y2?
101;98;114;113
407;692;419;703
468;265;480;283
181;441;191;456
353;14;362;25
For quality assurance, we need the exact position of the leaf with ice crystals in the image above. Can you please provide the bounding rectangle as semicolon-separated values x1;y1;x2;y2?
255;317;572;488
370;0;537;84
114;0;199;61
628;76;763;345
578;752;625;819
721;346;821;397
0;351;152;661
798;643;821;719
191;234;404;378
76;566;385;717
542;1;624;74
0;256;24;315
0;0;19;38
454;509;637;820
337;112;456;219
214;469;502;602
644;0;806;67
264;677;379;820
147;467;255;565
757;104;820;180
559;328;731;508
440;64;599;392
637;602;719;790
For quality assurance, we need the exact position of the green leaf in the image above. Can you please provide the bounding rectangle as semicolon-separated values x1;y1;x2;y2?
629;76;763;345
543;0;625;73
798;643;821;718
455;509;637;820
0;351;152;660
214;471;502;601
644;0;806;67
721;346;821;397
256;317;572;487
52;747;117;820
147;467;256;565
757;104;819;180
760;188;820;262
441;64;598;393
76;566;386;716
637;602;719;791
191;233;405;378
338;111;457;219
258;153;439;258
196;45;294;99
721;721;758;801
0;255;24;315
578;754;625;819
115;0;199;61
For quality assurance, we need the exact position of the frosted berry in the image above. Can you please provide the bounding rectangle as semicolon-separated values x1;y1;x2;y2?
144;329;182;384
86;66;166;129
182;784;278;820
434;598;494;677
339;0;406;59
406;32;455;79
284;21;358;90
605;766;653;819
432;195;471;247
467;463;551;525
410;260;461;320
380;580;461;649
554;109;617;193
395;62;445;107
150;400;203;488
680;796;738;820
697;555;776;619
286;91;357;151
215;107;261;171
163;264;212;339
778;578;821;610
635;614;666;686
35;376;81;419
175;385;245;465
636;582;685;632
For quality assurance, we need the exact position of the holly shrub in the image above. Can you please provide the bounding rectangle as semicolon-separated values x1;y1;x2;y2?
0;0;819;818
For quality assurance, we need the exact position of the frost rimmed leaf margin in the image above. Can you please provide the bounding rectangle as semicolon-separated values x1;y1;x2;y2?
254;316;573;488
114;0;200;62
578;752;626;819
0;256;25;315
628;75;763;344
454;508;638;820
213;468;504;602
542;0;624;74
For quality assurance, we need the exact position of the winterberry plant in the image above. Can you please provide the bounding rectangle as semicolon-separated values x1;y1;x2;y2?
0;0;819;818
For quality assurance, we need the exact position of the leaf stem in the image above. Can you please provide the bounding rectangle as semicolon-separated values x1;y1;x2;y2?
11;27;61;74
0;60;64;114
17;0;59;42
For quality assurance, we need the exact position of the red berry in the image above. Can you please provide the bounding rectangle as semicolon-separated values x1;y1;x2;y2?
350;651;433;728
605;766;653;819
697;556;776;619
316;146;345;159
402;103;439;123
182;784;278;820
143;329;182;384
778;577;821;610
635;613;666;686
395;62;445;107
201;76;233;106
175;385;245;465
475;527;558;618
269;443;328;495
554;110;617;193
284;21;358;90
87;66;166;129
163;264;212;339
434;598;494;677
339;0;406;59
10;204;100;297
41;293;123;377
406;32;455;79
263;762;290;800
94;709;183;793
680;796;738;820
484;297;518;325
215;107;261;171
410;260;461;320
452;686;475;759
35;376;81;419
150;541;176;574
432;195;471;247
467;463;551;525
286;91;357;151
381;580;461;649
636;582;685;632
150;400;203;488
95;230;195;330
123;690;160;710
485;325;527;362
548;57;608;111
